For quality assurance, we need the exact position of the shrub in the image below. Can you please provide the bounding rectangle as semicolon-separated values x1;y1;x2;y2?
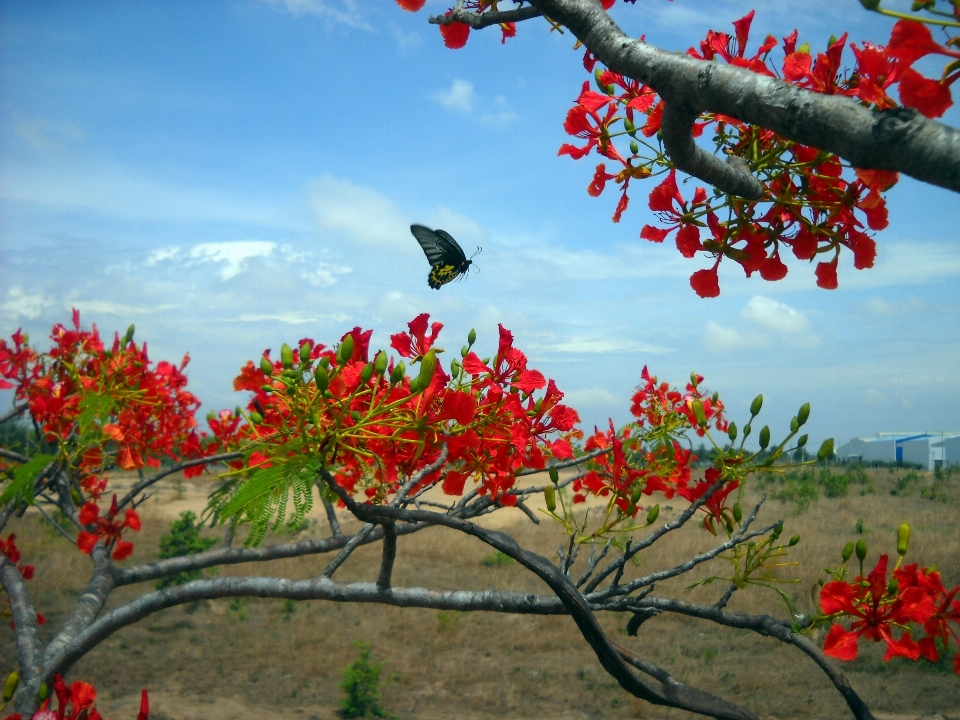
155;510;218;590
338;642;392;719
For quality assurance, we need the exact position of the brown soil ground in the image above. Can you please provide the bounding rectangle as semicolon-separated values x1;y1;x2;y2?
2;467;959;720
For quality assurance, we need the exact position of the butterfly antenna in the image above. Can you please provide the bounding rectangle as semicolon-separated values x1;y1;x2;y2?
471;246;482;260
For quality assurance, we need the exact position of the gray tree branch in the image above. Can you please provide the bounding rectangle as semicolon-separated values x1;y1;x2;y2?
527;0;960;194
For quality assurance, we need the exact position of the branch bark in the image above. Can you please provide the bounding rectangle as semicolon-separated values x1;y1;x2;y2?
529;0;960;194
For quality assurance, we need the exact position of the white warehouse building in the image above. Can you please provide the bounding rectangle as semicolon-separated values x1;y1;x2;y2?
836;432;960;471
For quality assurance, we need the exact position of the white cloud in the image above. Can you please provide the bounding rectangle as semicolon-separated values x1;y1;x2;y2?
860;295;927;316
301;262;352;287
230;312;348;324
308;176;408;246
432;79;475;114
535;338;672;355
13;117;84;153
480;96;518;127
67;300;178;316
563;387;619;408
741;295;813;336
705;296;819;352
256;0;371;29
864;388;888;408
2;287;55;321
189;242;276;280
146;241;276;280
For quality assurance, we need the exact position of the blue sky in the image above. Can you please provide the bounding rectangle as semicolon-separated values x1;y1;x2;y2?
1;0;958;451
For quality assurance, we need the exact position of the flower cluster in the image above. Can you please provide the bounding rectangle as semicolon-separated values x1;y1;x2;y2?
1;675;148;720
556;11;960;296
76;495;142;561
209;315;580;528
564;368;740;538
819;529;960;674
0;311;206;494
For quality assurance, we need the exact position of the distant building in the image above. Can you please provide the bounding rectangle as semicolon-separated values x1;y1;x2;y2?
933;435;960;469
836;432;960;471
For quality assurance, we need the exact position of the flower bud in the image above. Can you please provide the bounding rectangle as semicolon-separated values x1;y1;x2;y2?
629;140;639;155
689;372;699;388
817;438;834;461
408;376;423;394
250;411;263;425
887;577;899;595
260;384;274;394
3;670;18;702
280;343;295;370
467;328;477;345
797;403;810;426
790;417;799;433
38;683;48;702
548;467;560;485
624;117;636;134
840;542;855;562
260;356;274;376
896;522;910;556
418;349;438;387
758;425;770;450
390;362;406;385
315;366;329;393
646;504;660;524
123;324;136;346
692;399;707;427
727;422;737;442
732;503;742;523
631;485;643;504
299;343;312;364
742;424;752;438
375;350;388;376
461;345;469;358
360;362;374;384
337;336;355;365
855;538;867;562
859;0;880;8
750;394;763;416
319;356;330;369
482;357;490;366
772;520;783;539
350;410;362;423
544;485;556;513
450;358;461;376
788;534;800;547
797;434;808;448
71;488;83;506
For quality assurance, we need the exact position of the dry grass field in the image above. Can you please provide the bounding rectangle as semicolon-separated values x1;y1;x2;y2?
2;466;959;720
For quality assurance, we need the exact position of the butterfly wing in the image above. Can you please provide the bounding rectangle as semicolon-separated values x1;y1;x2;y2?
411;224;472;289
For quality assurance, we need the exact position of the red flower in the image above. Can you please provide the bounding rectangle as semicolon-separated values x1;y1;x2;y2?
76;495;141;561
390;313;443;360
439;13;470;49
820;555;936;662
394;0;425;10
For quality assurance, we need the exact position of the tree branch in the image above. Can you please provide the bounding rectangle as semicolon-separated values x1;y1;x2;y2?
0;403;29;426
639;596;876;720
115;452;243;511
529;0;960;194
376;521;397;591
0;555;44;716
112;521;429;586
428;5;542;30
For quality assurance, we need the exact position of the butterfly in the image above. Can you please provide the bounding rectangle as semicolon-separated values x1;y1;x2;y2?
410;224;479;289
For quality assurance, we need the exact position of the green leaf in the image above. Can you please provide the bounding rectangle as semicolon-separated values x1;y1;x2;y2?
1;454;55;505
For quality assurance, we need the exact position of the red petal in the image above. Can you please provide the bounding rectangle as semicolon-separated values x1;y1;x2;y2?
898;67;953;119
640;225;670;243
112;540;135;561
823;623;860;661
395;0;426;10
815;259;839;290
819;581;855;615
690;268;721;298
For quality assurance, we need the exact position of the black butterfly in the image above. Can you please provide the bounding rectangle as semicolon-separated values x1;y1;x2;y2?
410;224;478;289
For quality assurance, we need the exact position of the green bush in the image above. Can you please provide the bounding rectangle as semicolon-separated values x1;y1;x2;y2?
155;510;218;590
338;642;393;719
480;550;513;568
